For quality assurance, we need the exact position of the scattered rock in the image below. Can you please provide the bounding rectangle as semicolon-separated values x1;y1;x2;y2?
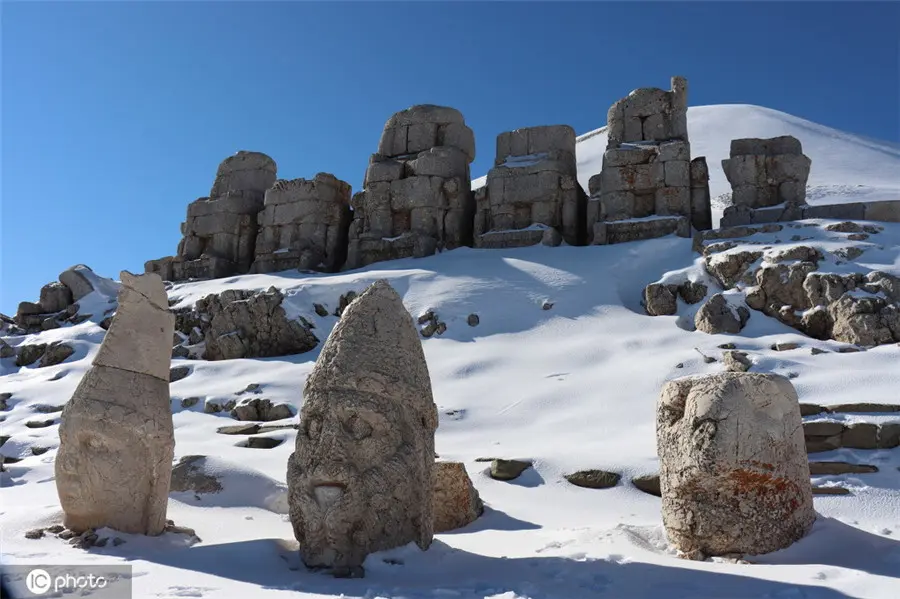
644;283;678;316
631;474;661;497
695;294;750;334
231;398;293;422
172;346;190;359
181;397;200;409
170;455;223;494
489;459;532;481
0;340;15;359
541;300;554;311
810;347;829;355
812;487;850;496
828;403;900;414
169;366;191;382
38;342;75;368
314;303;329;317
47;524;65;534
722;350;751;372
799;404;826;417
467;314;480;327
217;423;261;435
433;462;484;533
25;419;56;429
717;343;736;350
772;342;800;351
244;436;283;449
333;291;358;317
25;528;44;539
31;446;50;456
564;469;620;489
15;344;47;367
808;462;878;475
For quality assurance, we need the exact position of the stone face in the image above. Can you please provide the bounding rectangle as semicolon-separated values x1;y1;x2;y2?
475;125;586;247
146;151;277;281
197;287;318;361
252;173;352;274
55;272;175;535
433;462;483;533
287;281;438;575
722;136;811;210
347;107;475;269
657;373;815;558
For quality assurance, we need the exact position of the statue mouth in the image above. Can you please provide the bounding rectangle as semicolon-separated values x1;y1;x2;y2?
312;482;346;509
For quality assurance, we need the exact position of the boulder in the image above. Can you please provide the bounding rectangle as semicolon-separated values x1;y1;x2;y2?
433;462;483;533
564;469;621;489
722;350;751;372
40;282;73;313
657;373;815;558
489;458;531;481
287;280;438;576
55;272;175;535
644;283;677;316
15;344;47;367
695;294;750;334
197;287;318;361
59;265;97;301
231;398;294;422
39;342;75;368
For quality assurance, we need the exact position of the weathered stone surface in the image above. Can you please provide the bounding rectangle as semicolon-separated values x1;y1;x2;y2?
607;76;688;149
723;350;752;372
695;294;750;335
476;125;586;247
40;282;73;313
197;287;318;361
591;216;690;246
657;373;815;558
39;342;75;368
287;281;438;575
722;136;811;210
146;151;277;281
433;462;483;533
632;474;661;497
252;173;352;274
644;283;678;316
347;107;475;269
59;265;97;301
16;344;47;367
56;271;175;535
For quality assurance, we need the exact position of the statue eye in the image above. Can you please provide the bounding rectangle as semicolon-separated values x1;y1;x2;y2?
344;414;373;440
305;416;321;439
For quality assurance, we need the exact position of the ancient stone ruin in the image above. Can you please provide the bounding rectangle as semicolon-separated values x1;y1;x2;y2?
473;125;586;248
720;136;811;227
587;76;712;245
251;173;352;273
345;105;476;269
657;372;815;559
146;151;278;281
286;280;439;576
55;271;175;535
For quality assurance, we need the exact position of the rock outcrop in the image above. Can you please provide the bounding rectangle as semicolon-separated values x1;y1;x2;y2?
146;151;277;281
433;461;483;533
695;293;750;334
587;77;711;246
474;125;586;247
55;272;175;535
657;373;815;558
286;280;439;576
251;173;352;274
194;287;318;361
13;265;102;331
345;106;475;269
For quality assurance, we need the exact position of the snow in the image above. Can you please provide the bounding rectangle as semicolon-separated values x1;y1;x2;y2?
472;104;900;227
3;110;900;598
496;152;550;168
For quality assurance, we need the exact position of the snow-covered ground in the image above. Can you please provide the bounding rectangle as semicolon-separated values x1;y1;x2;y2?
474;104;900;226
3;219;900;598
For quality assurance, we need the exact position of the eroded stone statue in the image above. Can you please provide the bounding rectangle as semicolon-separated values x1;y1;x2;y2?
55;271;175;535
287;280;438;576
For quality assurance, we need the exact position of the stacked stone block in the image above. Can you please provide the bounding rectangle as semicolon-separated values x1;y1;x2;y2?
720;136;811;227
588;77;712;245
251;173;352;273
474;125;587;248
345;105;476;269
145;151;277;281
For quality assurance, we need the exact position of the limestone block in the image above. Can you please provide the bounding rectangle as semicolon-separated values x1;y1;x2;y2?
664;161;690;188
731;136;803;157
865;200;900;222
604;146;658;168
658;141;690;163
440;123;476;163
365;158;405;185
655;186;691;217
657;373;815;558
409;147;470;179
433;462;483;533
209;151;277;200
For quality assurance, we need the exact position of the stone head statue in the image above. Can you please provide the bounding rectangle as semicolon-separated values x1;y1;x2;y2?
56;271;175;535
287;280;438;575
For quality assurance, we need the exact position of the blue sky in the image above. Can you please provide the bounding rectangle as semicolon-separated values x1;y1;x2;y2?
3;1;898;314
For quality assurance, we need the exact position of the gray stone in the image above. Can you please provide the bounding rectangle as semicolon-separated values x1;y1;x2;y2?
231;398;293;422
170;455;223;494
632;474;661;497
287;281;438;574
723;350;752;372
695;294;750;335
657;373;814;558
39;342;75;368
16;344;47;367
564;469;620;489
808;462;878;475
40;282;73;313
644;283;678;316
55;271;175;535
59;265;97;301
489;459;531;481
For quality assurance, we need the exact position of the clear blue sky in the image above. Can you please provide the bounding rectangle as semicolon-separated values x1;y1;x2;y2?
3;1;898;314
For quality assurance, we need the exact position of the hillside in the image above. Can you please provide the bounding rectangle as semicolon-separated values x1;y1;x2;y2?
474;104;900;225
2;105;900;598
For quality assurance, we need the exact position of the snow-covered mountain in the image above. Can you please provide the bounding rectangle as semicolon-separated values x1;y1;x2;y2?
2;105;900;599
475;104;900;224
